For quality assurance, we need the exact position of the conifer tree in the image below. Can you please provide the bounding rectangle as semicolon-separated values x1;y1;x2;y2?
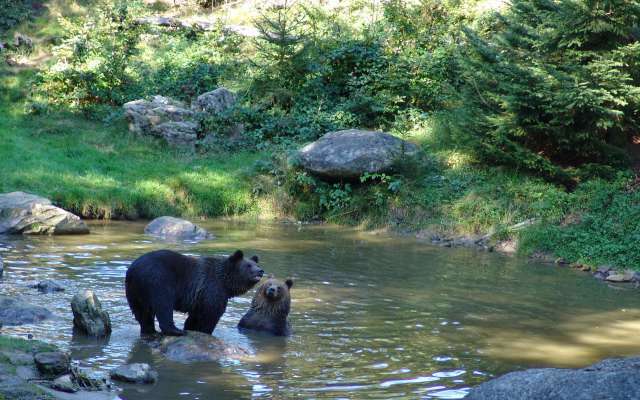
458;0;640;186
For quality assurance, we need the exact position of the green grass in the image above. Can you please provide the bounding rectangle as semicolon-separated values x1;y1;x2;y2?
0;335;57;354
0;66;260;220
1;0;638;273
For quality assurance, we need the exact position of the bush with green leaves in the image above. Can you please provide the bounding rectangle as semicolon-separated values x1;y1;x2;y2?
457;0;640;186
38;1;144;112
0;0;36;33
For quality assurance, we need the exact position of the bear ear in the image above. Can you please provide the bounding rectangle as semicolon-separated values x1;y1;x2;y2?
285;279;293;289
250;255;259;263
229;250;244;263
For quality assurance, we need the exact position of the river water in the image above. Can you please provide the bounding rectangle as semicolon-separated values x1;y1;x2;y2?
1;221;640;399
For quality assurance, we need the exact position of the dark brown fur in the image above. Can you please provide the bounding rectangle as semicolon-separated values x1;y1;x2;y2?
126;249;264;336
238;277;292;336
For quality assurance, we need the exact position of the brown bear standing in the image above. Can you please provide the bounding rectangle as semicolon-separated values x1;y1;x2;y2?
238;276;293;336
126;249;264;336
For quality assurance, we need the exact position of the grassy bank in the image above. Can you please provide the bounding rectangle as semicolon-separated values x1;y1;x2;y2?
0;335;57;400
0;0;638;273
1;67;261;219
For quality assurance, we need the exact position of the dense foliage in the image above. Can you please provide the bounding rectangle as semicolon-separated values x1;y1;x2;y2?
0;0;37;33
3;0;639;268
457;0;640;186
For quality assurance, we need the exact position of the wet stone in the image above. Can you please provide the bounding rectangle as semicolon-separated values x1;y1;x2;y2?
30;279;65;293
34;351;70;378
110;363;158;384
70;364;113;391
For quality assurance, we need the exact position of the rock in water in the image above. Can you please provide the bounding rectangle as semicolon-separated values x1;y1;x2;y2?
192;87;237;114
0;192;89;235
0;295;52;326
70;291;112;337
30;279;65;293
157;331;249;363
70;364;112;391
466;356;640;400
297;129;421;179
110;363;158;384
144;216;214;241
34;352;70;378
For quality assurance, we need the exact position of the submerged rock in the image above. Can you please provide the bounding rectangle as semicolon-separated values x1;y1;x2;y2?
50;374;77;393
0;295;52;326
30;279;65;293
110;363;158;384
34;352;70;378
157;331;249;363
466;356;640;400
70;290;112;338
70;364;113;391
144;216;214;241
297;129;421;179
0;192;89;235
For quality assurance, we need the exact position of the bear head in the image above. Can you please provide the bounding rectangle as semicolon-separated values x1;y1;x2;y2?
225;250;264;295
252;276;293;315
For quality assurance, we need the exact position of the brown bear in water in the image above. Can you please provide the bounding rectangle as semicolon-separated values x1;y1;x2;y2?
126;249;264;336
238;276;293;336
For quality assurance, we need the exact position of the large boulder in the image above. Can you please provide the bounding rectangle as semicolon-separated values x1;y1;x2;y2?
297;129;421;179
123;96;198;147
466;357;640;400
70;291;112;338
0;295;52;326
192;87;237;114
157;331;249;363
144;216;214;241
0;192;89;235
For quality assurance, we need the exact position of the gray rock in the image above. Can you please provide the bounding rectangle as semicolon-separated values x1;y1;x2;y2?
70;364;112;391
0;295;52;326
605;273;628;282
13;33;33;50
597;265;613;274
158;331;249;363
466;356;640;400
192;87;237;114
298;129;421;179
593;271;607;280
70;290;112;337
110;363;158;384
153;121;198;148
30;279;65;293
0;192;90;235
123;96;197;147
50;374;78;393
0;255;3;278
144;216;213;241
34;352;70;378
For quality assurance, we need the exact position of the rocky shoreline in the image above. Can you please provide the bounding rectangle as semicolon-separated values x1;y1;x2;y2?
409;220;640;289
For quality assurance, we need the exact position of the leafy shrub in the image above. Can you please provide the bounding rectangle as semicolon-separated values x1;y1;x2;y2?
0;0;36;33
38;1;144;111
